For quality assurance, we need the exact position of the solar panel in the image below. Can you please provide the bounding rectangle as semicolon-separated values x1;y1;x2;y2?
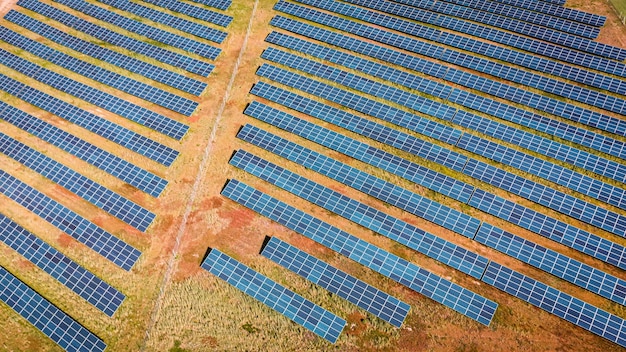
475;223;626;306
0;26;197;116
0;169;141;271
256;64;468;171
275;1;626;128
0;101;168;197
261;41;626;185
248;86;473;202
266;32;623;177
0;73;179;166
18;0;214;76
487;0;604;26
269;17;626;159
0;132;155;232
241;105;481;238
469;189;626;270
231;148;488;278
0;48;189;140
482;262;625;348
261;237;410;327
185;0;231;10
140;0;233;27
221;179;498;326
438;0;599;38
98;0;229;42
0;213;125;316
0;266;107;352
5;11;206;95
201;248;346;343
54;0;222;60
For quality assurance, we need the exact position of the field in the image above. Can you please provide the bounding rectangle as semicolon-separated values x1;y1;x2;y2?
0;0;625;351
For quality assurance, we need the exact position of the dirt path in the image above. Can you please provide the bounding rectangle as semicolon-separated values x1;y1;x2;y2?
0;0;17;17
138;1;260;350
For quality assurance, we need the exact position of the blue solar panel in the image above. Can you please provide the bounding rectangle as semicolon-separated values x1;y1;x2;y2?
231;148;488;278
262;48;458;121
5;11;206;95
140;0;233;27
256;65;468;171
248;86;472;202
0;48;189;140
221;179;498;326
0;214;125;316
475;223;626;306
0;266;107;352
350;0;624;60
482;262;625;348
276;1;626;127
270;17;626;160
0;26;197;116
488;0;604;26
469;189;626;270
201;248;346;343
0;73;178;166
99;0;229;42
437;0;599;38
0;132;155;232
0;169;141;271
0;101;167;197
463;158;626;236
185;0;231;10
53;0;221;60
261;237;410;327
241;105;481;238
18;0;214;76
261;38;626;183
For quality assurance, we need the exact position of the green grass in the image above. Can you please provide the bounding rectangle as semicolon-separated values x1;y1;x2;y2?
609;0;626;21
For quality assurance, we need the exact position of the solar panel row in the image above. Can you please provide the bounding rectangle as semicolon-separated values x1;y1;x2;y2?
293;0;621;66
201;248;346;343
261;236;410;327
0;26;198;116
462;158;626;236
276;1;626;125
221;179;498;326
0;214;125;316
437;0;599;38
185;0;231;11
255;65;626;214
0;48;190;140
0;266;107;352
469;189;626;270
0;169;141;271
482;262;625;348
261;43;626;187
242;102;626;271
140;0;233;27
0;102;168;197
475;223;626;306
269;18;626;159
0;132;155;232
345;0;614;60
98;0;228;43
18;0;214;76
488;0;602;26
242;104;481;238
52;0;221;60
231;148;489;279
5;11;207;95
237;122;626;305
256;65;468;172
250;83;474;203
0;73;179;166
